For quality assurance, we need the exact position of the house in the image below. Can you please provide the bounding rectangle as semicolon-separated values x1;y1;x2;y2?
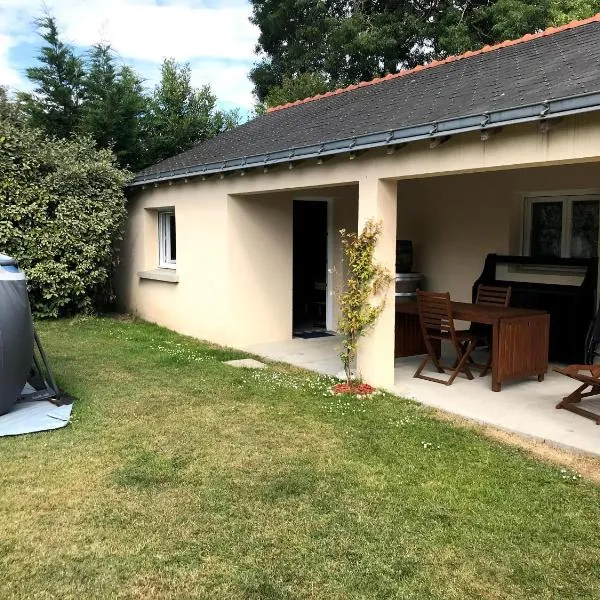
118;15;600;390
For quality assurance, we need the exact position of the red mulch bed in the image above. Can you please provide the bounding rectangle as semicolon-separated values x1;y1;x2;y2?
331;382;376;395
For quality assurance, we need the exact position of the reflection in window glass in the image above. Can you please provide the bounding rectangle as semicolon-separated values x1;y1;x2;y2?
169;213;177;261
530;201;562;257
158;210;176;267
571;200;599;258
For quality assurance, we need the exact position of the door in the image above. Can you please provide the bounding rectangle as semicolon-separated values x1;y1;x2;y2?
293;200;328;333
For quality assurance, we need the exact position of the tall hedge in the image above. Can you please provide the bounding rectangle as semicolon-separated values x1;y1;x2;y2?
0;108;130;317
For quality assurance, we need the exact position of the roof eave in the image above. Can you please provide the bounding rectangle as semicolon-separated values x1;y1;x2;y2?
129;91;600;188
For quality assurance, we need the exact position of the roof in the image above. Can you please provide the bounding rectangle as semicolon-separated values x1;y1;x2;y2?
133;15;600;187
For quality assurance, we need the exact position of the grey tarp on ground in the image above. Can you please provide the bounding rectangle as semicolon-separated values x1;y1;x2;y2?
0;400;72;437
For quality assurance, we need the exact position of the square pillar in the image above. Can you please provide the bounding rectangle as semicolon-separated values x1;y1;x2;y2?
356;177;397;389
227;194;293;347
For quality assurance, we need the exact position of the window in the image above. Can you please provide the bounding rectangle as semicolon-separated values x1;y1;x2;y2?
524;195;599;259
158;210;176;268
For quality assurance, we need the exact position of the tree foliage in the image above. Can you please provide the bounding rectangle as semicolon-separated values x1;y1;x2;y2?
261;72;333;110
548;0;600;23
250;0;600;102
81;43;147;171
0;93;129;317
18;16;85;138
15;16;239;171
143;58;237;167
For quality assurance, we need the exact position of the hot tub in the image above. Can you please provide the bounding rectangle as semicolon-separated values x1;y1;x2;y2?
0;254;34;415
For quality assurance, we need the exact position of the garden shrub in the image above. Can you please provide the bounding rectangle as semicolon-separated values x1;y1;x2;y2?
0;105;130;317
337;220;392;383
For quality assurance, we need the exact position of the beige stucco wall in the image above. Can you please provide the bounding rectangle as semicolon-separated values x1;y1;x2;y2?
117;180;230;344
328;190;359;327
117;183;360;346
116;112;600;385
224;188;360;346
226;193;293;347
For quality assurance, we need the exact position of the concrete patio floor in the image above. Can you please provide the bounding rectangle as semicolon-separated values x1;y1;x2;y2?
244;334;600;456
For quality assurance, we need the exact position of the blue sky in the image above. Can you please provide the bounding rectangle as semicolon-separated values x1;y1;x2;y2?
0;0;259;112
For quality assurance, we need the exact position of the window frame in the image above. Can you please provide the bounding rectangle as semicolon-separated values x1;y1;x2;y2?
523;194;600;259
158;209;177;269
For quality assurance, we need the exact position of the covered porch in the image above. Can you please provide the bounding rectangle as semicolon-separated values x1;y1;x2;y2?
234;161;599;363
237;158;600;455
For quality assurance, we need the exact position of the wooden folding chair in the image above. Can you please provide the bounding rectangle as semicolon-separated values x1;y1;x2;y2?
476;283;512;307
554;364;600;424
465;284;512;377
414;291;478;385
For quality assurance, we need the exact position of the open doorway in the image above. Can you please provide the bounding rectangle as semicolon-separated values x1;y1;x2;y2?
293;199;330;337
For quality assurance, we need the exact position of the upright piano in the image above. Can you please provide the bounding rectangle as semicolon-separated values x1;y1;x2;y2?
472;254;597;364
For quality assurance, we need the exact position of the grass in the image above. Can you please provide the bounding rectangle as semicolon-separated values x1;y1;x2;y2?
1;316;600;599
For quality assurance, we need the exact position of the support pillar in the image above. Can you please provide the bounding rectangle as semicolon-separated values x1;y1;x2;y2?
356;177;398;389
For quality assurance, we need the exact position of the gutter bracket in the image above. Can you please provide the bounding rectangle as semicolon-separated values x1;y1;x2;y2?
479;112;491;140
316;145;329;164
288;150;296;169
540;101;550;118
263;154;271;172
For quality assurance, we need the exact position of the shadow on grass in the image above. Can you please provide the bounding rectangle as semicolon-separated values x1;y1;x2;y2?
243;580;290;600
113;450;190;489
262;467;321;502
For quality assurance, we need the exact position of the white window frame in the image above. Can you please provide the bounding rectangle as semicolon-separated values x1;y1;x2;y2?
523;194;600;259
158;210;176;269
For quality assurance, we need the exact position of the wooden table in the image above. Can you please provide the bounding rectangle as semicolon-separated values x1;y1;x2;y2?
395;300;550;392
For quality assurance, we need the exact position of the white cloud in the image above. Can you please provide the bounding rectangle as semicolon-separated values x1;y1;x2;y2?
51;0;258;63
0;0;259;107
189;60;255;108
0;34;22;89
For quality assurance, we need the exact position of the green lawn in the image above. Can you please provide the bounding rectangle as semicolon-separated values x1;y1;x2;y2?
1;316;599;599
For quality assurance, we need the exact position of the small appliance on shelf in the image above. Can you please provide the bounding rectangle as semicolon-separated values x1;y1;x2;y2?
395;240;421;303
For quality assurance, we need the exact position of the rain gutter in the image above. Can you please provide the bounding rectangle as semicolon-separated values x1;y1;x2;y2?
129;91;600;188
